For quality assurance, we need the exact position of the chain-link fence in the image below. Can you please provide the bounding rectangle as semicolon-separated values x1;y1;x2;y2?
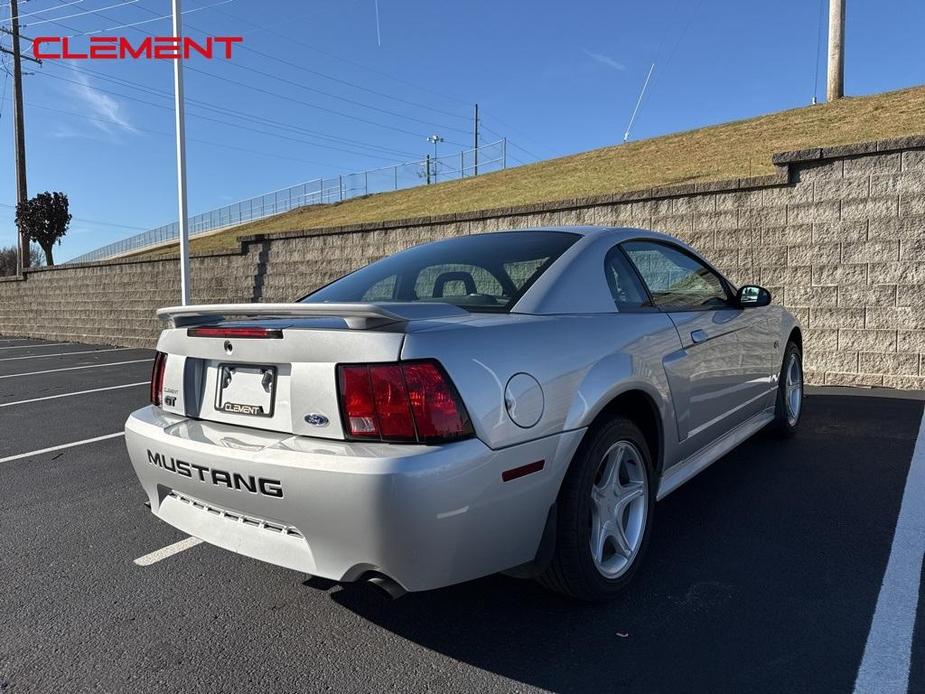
67;139;507;263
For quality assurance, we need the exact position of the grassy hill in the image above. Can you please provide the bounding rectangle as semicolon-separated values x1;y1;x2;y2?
134;85;925;258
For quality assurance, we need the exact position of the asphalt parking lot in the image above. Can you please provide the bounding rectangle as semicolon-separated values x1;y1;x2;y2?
1;337;923;693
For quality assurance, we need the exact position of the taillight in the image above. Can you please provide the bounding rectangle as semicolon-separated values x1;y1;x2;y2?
402;362;470;440
150;351;167;406
337;360;473;444
187;327;283;339
370;365;416;440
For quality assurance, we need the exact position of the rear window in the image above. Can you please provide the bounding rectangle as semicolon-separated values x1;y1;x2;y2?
303;231;579;312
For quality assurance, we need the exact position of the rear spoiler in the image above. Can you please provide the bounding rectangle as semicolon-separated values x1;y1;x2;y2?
156;302;468;330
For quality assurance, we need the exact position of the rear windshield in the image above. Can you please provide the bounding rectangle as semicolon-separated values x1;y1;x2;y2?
302;231;579;312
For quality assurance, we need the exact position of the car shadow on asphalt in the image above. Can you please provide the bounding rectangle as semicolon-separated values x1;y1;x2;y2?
325;395;922;693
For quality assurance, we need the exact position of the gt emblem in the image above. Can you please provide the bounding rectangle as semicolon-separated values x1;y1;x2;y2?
304;413;329;427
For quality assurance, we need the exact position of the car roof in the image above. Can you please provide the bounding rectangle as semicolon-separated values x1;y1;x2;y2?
496;225;682;243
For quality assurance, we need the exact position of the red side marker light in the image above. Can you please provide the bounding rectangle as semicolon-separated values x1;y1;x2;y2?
501;460;545;482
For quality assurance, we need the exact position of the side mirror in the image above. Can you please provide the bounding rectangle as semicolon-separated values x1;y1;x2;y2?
736;284;771;308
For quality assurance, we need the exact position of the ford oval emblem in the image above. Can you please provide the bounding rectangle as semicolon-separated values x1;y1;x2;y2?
304;413;329;427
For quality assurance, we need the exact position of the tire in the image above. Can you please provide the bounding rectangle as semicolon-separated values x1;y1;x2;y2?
772;341;803;437
537;417;655;601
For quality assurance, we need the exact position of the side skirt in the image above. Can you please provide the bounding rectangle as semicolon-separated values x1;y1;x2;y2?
656;407;775;501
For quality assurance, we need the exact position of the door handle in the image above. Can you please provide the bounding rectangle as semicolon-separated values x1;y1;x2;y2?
690;329;708;344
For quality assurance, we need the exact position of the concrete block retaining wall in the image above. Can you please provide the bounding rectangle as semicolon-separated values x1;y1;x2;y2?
2;136;925;388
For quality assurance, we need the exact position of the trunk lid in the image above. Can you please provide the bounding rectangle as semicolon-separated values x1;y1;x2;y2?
154;302;470;439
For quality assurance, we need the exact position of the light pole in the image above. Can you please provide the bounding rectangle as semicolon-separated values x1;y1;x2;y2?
172;0;191;305
427;134;443;182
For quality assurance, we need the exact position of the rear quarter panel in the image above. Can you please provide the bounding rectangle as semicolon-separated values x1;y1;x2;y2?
400;313;682;451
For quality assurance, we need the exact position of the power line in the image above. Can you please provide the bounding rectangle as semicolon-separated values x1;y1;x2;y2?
19;0;142;27
632;0;707;138
35;5;469;143
182;62;453;140
129;4;473;136
30;9;434;159
649;0;683;64
0;0;85;23
480;124;542;162
479;113;552;159
40;59;421;160
39;0;235;34
82;3;475;140
0;94;361;170
187;6;471;122
0;200;148;229
210;5;473;110
38;68;422;163
25;2;524;185
211;54;471;135
659;0;706;77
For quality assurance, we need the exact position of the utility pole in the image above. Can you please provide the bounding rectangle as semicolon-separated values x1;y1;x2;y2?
426;134;443;183
424;154;431;185
8;0;29;273
473;104;479;177
171;0;191;305
826;0;845;101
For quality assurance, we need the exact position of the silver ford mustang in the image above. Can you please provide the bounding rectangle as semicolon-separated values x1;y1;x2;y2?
125;226;803;600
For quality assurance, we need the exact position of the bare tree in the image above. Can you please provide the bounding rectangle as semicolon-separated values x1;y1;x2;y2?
0;243;43;276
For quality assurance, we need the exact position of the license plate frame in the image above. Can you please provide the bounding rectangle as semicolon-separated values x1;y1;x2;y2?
215;363;277;418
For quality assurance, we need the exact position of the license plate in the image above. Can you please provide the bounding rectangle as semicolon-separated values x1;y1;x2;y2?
215;364;276;417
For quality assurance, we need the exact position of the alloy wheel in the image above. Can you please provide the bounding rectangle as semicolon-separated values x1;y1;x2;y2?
589;440;648;579
785;352;803;426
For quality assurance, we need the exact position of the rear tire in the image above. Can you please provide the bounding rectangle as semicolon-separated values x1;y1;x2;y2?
772;341;803;437
537;417;655;601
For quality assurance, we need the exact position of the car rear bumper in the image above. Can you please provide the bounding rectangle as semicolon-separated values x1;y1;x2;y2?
125;405;585;592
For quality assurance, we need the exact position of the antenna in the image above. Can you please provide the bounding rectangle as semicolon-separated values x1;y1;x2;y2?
623;62;655;144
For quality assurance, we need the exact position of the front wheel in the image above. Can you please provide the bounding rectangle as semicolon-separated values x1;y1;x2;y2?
537;418;655;601
772;341;803;436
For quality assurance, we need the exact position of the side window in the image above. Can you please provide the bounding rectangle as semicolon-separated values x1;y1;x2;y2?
622;241;730;310
604;247;650;310
361;275;397;301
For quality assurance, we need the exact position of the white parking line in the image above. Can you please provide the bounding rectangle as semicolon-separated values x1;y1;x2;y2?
853;408;925;694
133;537;203;566
0;432;125;465
0;359;151;379
0;382;150;408
0;342;69;351
0;347;132;362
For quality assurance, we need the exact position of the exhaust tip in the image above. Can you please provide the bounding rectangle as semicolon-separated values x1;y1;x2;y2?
365;573;407;600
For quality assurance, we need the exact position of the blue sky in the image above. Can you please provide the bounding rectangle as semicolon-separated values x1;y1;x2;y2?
0;0;923;261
